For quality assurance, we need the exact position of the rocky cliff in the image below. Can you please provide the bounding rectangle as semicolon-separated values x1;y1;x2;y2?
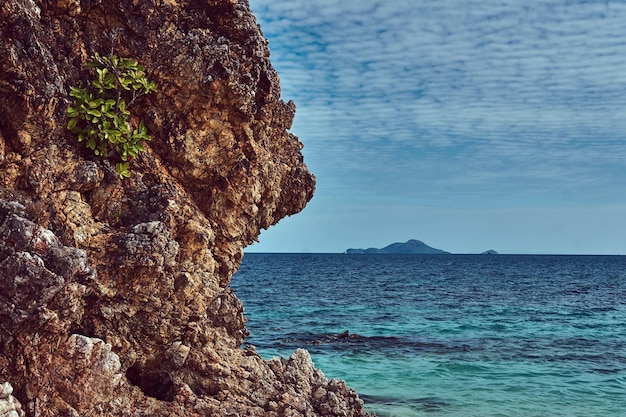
0;1;369;416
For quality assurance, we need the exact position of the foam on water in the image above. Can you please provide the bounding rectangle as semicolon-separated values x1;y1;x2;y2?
232;254;626;416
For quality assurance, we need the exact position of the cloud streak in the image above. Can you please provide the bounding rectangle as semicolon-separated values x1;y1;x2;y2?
249;0;626;251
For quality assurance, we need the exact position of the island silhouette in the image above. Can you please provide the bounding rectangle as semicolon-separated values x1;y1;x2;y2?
346;239;450;254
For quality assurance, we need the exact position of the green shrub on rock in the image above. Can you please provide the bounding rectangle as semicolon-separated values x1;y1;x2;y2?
67;52;156;179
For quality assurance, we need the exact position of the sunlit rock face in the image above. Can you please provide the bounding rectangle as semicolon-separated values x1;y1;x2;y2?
0;1;370;415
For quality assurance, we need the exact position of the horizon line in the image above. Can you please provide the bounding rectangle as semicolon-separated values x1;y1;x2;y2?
243;251;625;256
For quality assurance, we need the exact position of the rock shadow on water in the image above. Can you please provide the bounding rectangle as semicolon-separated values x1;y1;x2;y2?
360;394;451;414
275;330;479;356
279;331;402;351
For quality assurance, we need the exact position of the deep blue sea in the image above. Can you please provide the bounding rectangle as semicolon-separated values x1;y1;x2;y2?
231;254;626;417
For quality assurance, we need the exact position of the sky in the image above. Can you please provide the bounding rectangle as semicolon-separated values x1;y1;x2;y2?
246;0;626;255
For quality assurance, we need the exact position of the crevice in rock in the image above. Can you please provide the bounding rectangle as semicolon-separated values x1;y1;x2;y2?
125;363;175;402
188;379;221;398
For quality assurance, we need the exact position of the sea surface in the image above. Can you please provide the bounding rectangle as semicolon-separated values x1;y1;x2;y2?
231;254;626;417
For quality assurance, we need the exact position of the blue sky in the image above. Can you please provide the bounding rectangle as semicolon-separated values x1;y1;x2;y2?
246;0;626;254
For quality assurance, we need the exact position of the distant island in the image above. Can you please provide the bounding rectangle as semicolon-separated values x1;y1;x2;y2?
346;239;450;254
481;249;499;255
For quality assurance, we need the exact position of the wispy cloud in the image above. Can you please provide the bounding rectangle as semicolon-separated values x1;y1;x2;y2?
250;0;626;206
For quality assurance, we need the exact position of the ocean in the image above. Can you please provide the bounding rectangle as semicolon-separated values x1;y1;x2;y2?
231;253;626;417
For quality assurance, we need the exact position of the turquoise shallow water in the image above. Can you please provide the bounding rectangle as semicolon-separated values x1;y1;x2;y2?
231;254;626;417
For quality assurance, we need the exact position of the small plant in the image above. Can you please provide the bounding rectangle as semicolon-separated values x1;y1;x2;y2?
67;52;156;178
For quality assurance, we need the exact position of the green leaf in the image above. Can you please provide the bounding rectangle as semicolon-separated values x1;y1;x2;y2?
69;87;85;98
119;123;130;135
67;117;78;131
86;109;101;117
108;129;122;140
116;163;131;179
88;98;104;108
67;107;79;118
86;137;96;150
104;73;117;88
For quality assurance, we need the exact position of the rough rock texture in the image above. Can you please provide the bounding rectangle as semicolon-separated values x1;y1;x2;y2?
0;382;25;417
0;1;370;416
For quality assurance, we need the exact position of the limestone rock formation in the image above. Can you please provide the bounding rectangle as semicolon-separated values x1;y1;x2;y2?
0;1;369;416
0;382;25;417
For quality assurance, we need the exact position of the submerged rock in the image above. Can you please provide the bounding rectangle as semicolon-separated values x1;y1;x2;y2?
0;0;368;415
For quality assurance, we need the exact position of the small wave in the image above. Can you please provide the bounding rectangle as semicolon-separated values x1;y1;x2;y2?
437;360;491;372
